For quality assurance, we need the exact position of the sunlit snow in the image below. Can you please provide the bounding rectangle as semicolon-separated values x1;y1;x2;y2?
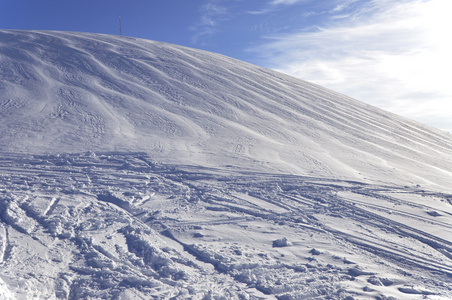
0;30;451;299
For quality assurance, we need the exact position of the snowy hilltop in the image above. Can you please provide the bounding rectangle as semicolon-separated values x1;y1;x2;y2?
1;30;451;191
0;30;451;299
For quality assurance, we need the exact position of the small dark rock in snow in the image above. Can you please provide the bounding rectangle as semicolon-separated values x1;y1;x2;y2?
233;249;242;255
380;278;394;286
309;248;322;255
272;237;291;247
293;265;307;272
426;211;442;217
348;267;375;277
367;276;382;286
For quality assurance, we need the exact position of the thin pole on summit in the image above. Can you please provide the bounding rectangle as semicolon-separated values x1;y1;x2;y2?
119;14;122;36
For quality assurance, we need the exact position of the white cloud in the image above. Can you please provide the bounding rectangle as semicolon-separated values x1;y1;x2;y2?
248;0;309;15
199;2;227;27
190;1;229;45
270;0;303;5
251;0;452;132
330;0;359;13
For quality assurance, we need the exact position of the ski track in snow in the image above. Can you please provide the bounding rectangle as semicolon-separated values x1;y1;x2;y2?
0;152;451;299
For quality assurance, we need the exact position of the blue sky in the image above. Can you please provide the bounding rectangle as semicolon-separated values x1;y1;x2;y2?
1;0;451;132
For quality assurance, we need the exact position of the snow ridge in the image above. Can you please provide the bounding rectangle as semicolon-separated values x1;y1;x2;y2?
0;30;451;190
0;30;452;299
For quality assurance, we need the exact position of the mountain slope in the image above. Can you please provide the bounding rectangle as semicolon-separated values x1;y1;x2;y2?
0;30;451;191
1;30;452;299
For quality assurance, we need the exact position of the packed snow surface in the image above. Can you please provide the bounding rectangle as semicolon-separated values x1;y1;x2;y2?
0;30;451;299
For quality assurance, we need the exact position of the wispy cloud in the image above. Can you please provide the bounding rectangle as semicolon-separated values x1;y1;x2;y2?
330;0;358;13
270;0;303;5
199;2;227;27
248;0;308;15
250;0;452;131
190;1;229;45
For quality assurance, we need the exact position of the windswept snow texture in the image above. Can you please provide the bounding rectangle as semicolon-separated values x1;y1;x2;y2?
0;30;451;190
0;30;452;299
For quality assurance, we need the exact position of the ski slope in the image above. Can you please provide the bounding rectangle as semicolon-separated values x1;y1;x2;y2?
0;30;451;191
0;30;451;299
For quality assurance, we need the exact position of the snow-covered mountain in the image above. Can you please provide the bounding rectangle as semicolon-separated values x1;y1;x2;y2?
0;30;451;299
1;30;451;191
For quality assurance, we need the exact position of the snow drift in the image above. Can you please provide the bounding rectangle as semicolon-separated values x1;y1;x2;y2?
0;30;452;299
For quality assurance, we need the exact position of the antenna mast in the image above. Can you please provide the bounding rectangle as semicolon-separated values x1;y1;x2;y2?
119;14;122;36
